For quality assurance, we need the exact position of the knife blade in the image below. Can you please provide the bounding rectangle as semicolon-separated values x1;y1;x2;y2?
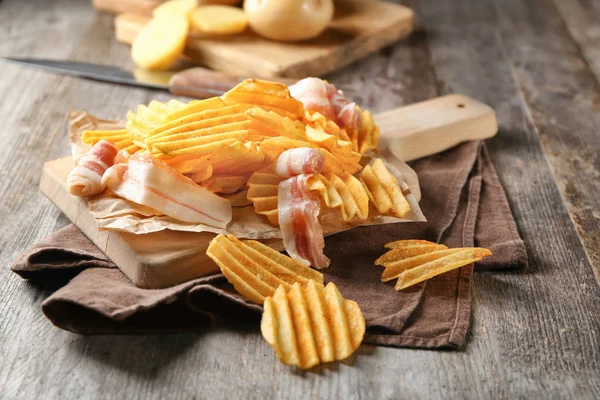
2;57;297;98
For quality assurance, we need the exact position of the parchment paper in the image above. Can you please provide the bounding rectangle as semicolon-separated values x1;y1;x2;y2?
70;111;426;240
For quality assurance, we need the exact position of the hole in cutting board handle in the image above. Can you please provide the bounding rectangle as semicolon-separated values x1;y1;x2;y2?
457;103;466;108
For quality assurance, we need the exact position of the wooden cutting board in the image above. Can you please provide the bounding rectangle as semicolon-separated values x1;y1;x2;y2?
39;94;497;289
110;0;415;78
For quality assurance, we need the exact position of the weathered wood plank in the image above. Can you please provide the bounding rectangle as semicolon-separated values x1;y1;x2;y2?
415;0;600;397
1;0;599;399
553;0;600;87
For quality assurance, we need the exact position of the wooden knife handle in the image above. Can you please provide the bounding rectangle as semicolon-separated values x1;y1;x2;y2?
168;67;297;98
375;94;498;162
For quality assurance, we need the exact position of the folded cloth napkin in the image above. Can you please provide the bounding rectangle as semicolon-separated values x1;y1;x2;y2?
11;141;527;349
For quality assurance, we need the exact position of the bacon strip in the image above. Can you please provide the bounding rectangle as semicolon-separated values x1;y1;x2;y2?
278;175;330;269
275;148;325;178
289;77;362;131
102;152;232;228
67;140;118;197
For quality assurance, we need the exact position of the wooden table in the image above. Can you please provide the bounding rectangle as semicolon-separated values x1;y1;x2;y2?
1;0;599;398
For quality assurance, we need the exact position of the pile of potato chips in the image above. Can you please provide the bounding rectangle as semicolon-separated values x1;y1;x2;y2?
82;78;413;227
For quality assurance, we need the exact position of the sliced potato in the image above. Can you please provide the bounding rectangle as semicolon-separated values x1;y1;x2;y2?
132;15;189;71
153;0;197;18
189;5;248;36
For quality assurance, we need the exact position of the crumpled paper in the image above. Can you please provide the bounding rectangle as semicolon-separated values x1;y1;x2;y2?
70;111;426;240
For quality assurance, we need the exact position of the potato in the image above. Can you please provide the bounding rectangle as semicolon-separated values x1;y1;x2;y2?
244;0;334;42
153;0;197;18
131;14;189;71
188;5;248;36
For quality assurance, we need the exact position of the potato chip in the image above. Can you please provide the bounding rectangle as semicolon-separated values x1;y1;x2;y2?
148;121;252;147
206;234;324;305
375;240;492;289
261;281;365;369
395;248;492;290
186;164;214;184
307;172;369;222
304;111;352;143
223;79;304;118
152;131;247;155
384;239;437;249
148;112;250;143
202;175;247;194
210;142;266;176
360;158;411;218
355;108;379;154
154;137;240;156
247;165;281;225
375;243;448;266
82;129;129;146
164;97;226;123
171;156;212;175
127;100;186;146
246;108;306;140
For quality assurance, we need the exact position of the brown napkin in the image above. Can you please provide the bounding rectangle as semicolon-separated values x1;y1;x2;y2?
11;141;526;349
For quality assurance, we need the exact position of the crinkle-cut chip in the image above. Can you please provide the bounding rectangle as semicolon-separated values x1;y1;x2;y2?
147;121;252;148
380;249;462;282
122;144;141;155
355;108;379;154
152;131;248;154
222;79;304;118
395;248;492;290
170;156;212;175
360;158;411;218
307;172;369;222
154;137;240;156
113;137;135;150
246;108;306;140
206;234;324;305
126;99;186;146
375;243;448;266
185;162;214;184
82;129;129;146
202;175;247;194
384;239;437;249
261;281;365;370
211;142;266;176
247;165;282;226
304;111;352;143
165;97;226;122
148;113;251;144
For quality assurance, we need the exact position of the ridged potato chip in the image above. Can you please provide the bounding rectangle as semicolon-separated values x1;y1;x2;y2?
307;172;369;222
360;158;411;218
202;175;248;194
206;234;324;305
376;240;492;290
164;97;226;123
222;79;304;119
247;165;281;225
261;281;365;369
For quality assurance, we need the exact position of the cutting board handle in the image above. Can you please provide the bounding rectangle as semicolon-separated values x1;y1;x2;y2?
375;94;498;162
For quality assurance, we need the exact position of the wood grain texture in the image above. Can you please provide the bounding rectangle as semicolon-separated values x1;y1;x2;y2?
1;0;599;399
113;0;415;78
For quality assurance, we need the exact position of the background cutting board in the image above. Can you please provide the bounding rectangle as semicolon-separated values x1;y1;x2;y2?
101;0;415;78
40;94;496;289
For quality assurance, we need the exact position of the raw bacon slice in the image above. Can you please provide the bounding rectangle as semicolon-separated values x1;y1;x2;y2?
289;77;362;131
103;152;232;228
67;140;118;197
275;148;325;178
278;175;330;269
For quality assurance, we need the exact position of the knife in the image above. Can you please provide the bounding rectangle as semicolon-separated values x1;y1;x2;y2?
2;57;297;98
